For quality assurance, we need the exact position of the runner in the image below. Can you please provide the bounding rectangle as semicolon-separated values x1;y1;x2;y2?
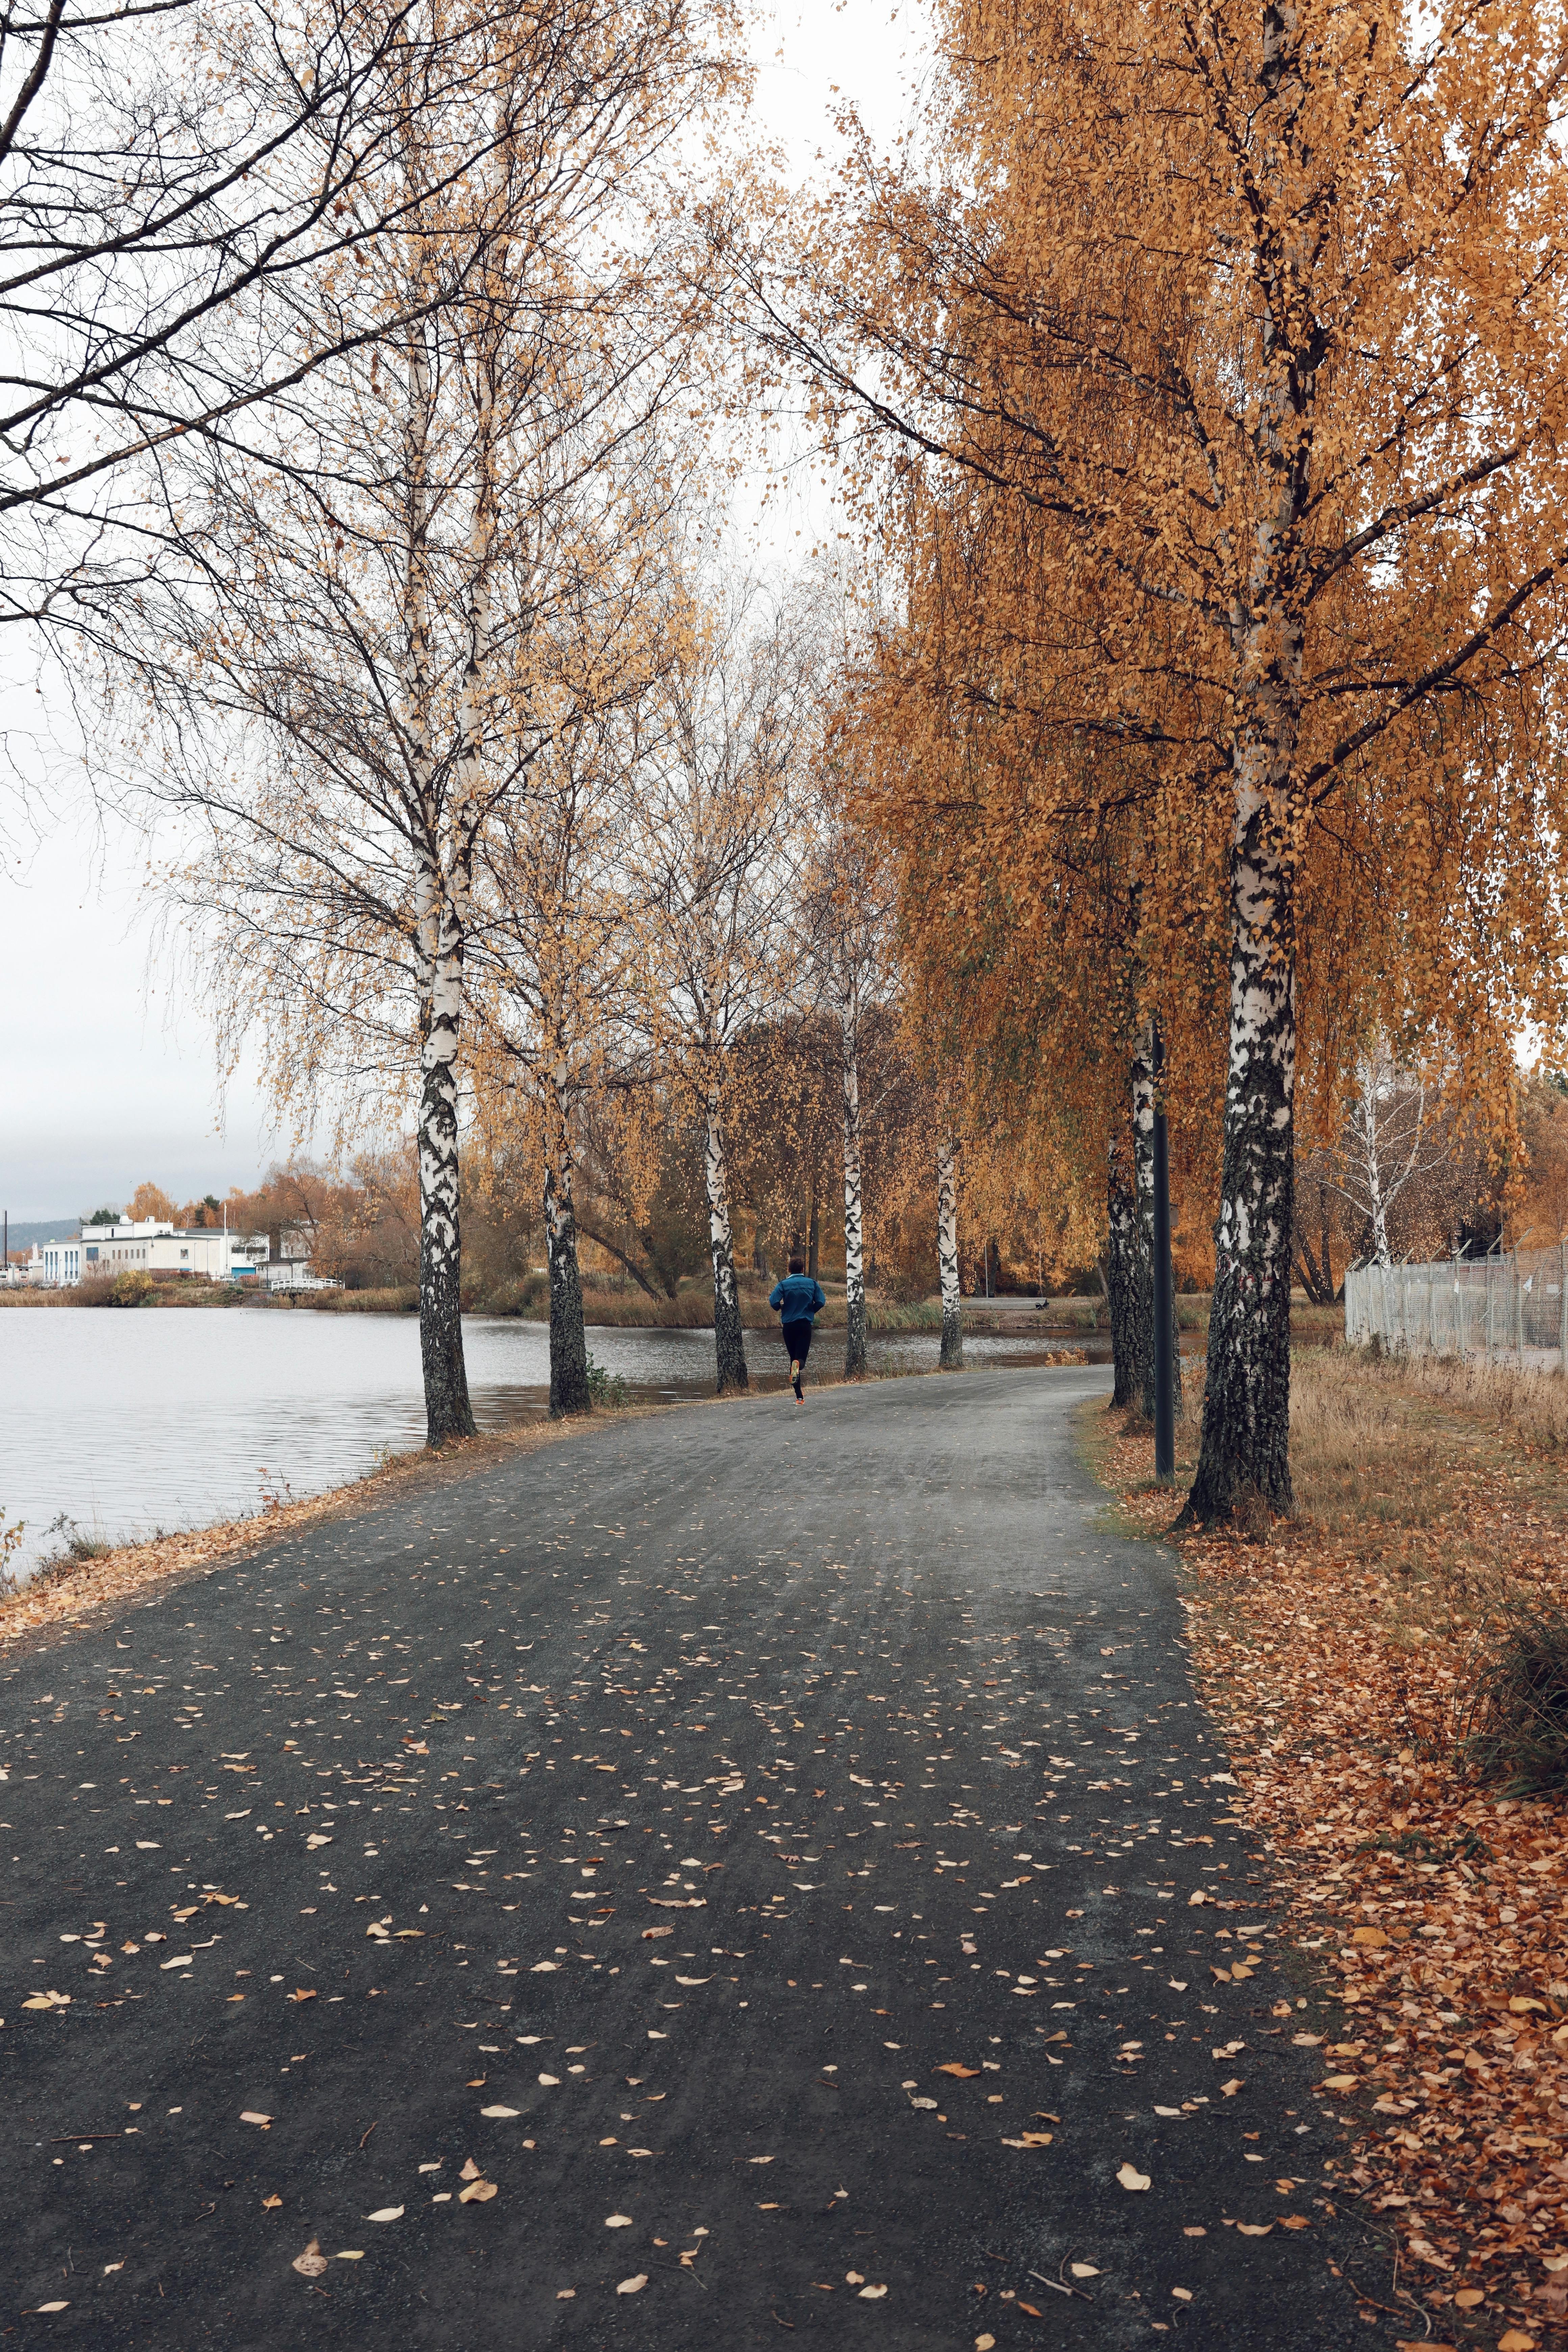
768;1255;827;1403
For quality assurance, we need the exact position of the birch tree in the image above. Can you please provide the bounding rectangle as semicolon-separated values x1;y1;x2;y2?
1130;1023;1182;1423
99;0;736;1444
803;793;894;1378
936;1134;962;1370
473;632;671;1415
627;580;816;1393
750;0;1568;1522
1304;1039;1477;1271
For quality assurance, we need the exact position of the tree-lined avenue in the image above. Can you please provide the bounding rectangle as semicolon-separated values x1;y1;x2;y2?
1;1372;1392;2345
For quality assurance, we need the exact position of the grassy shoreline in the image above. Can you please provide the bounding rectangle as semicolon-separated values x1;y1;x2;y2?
0;1281;1110;1335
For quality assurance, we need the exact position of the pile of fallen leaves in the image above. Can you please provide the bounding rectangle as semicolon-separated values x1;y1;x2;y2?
1096;1383;1568;2349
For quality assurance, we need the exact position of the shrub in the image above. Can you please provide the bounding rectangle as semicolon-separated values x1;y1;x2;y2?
1459;1601;1568;1794
110;1269;157;1307
585;1350;630;1407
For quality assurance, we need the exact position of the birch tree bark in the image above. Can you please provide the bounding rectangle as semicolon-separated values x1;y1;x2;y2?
1182;728;1299;1522
417;896;478;1441
1129;1020;1181;1426
1104;1130;1138;1407
841;973;867;1378
544;1068;591;1416
402;309;477;1446
705;1090;749;1392
622;577;814;1396
936;1134;963;1370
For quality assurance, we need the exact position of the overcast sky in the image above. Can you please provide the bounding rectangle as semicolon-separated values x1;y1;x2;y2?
0;0;926;1223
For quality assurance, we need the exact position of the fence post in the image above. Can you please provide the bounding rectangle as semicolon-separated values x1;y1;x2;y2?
1516;1251;1526;1363
1455;1257;1466;1359
1486;1257;1494;1359
1429;1265;1438;1354
1560;1240;1567;1373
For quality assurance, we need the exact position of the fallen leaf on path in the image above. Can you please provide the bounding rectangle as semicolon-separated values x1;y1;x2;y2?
1219;2079;1245;2098
1117;2163;1150;2191
1279;2216;1311;2231
458;2180;496;2204
480;2106;520;2118
859;2284;887;2299
616;2275;648;2295
288;1989;316;2004
1453;2289;1485;2309
936;2064;981;2079
365;2207;403;2222
240;2112;272;2128
1069;2264;1100;2279
261;2195;282;2210
1320;2075;1359;2092
606;2214;634;2227
460;2158;482;2180
334;2249;364;2260
641;1927;672;1940
1498;2336;1538;2352
292;2241;328;2278
1234;2224;1272;2237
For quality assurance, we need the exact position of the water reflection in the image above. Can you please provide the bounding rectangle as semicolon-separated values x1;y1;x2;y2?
0;1307;1083;1571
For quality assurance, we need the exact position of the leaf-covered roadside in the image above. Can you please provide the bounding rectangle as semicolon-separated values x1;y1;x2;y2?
1093;1369;1568;2349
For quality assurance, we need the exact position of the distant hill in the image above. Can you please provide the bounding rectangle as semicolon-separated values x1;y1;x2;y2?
3;1218;81;1255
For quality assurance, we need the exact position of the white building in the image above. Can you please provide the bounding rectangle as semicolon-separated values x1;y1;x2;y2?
31;1219;271;1287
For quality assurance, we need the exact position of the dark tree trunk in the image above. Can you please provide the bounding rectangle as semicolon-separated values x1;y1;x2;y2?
1293;1177;1336;1305
807;1194;820;1281
544;1126;590;1418
1131;1021;1181;1420
417;1050;476;1448
1105;1129;1140;1408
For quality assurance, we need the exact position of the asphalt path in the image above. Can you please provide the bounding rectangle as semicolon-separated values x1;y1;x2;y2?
1;1365;1396;2349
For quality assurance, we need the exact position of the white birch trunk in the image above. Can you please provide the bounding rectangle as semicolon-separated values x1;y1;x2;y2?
841;977;867;1379
937;1136;963;1370
1130;1020;1158;1419
704;1087;748;1393
403;321;475;1447
1104;1127;1138;1405
1183;637;1300;1521
543;1061;589;1416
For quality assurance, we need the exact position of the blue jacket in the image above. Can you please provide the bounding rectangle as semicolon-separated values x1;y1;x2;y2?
770;1273;826;1324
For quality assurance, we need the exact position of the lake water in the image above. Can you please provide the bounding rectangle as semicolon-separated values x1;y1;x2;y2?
0;1308;1082;1573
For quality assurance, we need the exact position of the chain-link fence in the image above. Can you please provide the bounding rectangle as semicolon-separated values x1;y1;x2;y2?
1343;1245;1568;1367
